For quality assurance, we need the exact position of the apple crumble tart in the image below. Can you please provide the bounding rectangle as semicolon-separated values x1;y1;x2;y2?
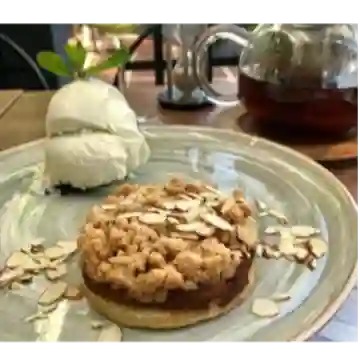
77;178;258;329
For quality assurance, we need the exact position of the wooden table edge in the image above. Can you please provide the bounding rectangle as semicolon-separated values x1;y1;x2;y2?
0;89;24;120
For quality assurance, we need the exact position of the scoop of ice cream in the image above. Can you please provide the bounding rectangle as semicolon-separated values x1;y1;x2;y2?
44;133;128;189
44;79;150;189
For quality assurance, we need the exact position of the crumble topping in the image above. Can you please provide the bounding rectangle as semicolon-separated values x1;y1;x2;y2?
77;178;257;303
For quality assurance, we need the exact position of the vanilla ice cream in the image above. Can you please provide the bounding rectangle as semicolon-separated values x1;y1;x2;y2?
44;78;150;189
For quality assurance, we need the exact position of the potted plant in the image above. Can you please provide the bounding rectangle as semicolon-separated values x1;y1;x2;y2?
36;40;130;83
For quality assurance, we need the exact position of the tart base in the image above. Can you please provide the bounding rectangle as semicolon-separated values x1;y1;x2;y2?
81;265;255;329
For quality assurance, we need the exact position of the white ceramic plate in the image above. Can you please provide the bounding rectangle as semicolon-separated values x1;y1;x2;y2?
0;126;357;341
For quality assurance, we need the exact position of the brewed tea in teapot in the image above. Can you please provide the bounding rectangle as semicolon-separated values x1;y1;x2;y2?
193;24;357;135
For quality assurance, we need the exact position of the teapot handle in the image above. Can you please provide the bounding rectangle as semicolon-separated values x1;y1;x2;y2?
193;24;251;106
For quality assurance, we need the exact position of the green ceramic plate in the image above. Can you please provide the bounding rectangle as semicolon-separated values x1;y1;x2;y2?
0;126;357;341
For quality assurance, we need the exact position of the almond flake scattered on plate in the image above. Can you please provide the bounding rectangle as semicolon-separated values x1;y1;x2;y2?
290;225;320;238
6;251;32;269
44;246;67;260
97;324;123;342
308;238;328;259
63;284;83;300
251;298;280;318
56;241;78;255
91;320;105;329
278;231;297;255
255;200;267;212
268;209;288;224
294;246;309;261
38;281;67;306
271;293;291;302
264;226;284;235
45;263;67;281
0;268;24;287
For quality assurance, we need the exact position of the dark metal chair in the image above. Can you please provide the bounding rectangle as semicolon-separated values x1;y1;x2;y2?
116;24;247;88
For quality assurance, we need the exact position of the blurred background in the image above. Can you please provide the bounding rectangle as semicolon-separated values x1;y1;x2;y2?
0;24;256;90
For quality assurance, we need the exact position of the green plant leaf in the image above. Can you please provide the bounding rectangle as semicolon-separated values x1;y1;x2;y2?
87;21;138;35
36;51;71;77
85;48;130;76
65;41;87;72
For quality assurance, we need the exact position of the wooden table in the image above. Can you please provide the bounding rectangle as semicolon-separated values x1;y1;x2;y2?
0;82;357;341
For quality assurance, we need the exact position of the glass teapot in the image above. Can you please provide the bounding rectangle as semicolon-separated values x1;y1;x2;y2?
193;24;358;134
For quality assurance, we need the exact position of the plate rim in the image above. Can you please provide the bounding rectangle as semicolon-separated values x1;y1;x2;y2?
0;126;357;341
289;263;359;345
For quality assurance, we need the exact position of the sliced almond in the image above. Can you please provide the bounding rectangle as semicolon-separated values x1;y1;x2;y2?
278;231;297;255
20;245;32;254
64;284;83;300
148;207;170;215
238;243;251;259
186;192;202;200
255;200;267;212
117;212;142;219
290;225;320;238
200;191;220;201
179;194;194;201
175;200;200;211
293;237;310;246
271;293;291;302
251;298;280;318
204;185;224;196
195;224;215;237
176;222;205;232
22;258;42;272
160;201;177;210
28;252;46;263
0;268;24;287
97;324;123;342
236;218;258;248
91;320;105;330
167;217;180;225
205;200;221;208
264;226;284;235
101;204;117;211
263;246;281;259
307;257;317;270
268;209;288;224
309;238;328;259
38;281;67;306
182;204;201;223
44;247;66;261
49;256;69;268
139;213;166;225
200;212;233;231
6;251;32;269
35;256;54;270
170;232;199;241
255;244;264;257
56;241;78;255
45;263;67;281
294;246;309;261
18;273;33;283
221;198;236;215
